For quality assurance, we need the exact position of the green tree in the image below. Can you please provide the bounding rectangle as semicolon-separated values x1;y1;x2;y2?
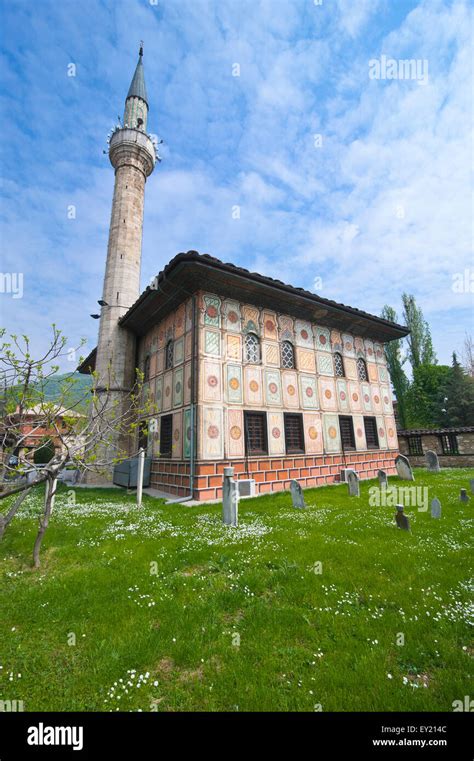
435;353;474;427
405;364;451;428
402;293;437;371
380;305;410;429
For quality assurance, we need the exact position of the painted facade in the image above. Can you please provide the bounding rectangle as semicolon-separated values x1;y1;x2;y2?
138;290;399;500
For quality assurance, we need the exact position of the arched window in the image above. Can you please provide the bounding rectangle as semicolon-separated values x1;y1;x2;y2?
143;354;151;382
281;341;295;369
356;357;368;382
245;333;260;363
334;352;345;377
165;340;174;370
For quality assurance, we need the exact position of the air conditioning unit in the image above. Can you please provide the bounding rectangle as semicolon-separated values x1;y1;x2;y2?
339;468;353;482
237;479;256;497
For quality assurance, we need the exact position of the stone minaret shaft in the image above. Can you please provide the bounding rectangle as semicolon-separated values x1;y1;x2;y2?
96;46;155;399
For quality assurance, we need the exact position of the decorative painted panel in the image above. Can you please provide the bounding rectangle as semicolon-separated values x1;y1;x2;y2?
300;374;319;409
156;349;164;375
184;362;191;405
316;352;333;376
336;379;349;412
315;326;331;352
264;369;282;406
174;304;185;338
278;314;294;339
227;408;245;458
282;371;299;408
158;326;166;350
268;411;285;455
150;352;157;378
304;413;323;454
263;342;279;366
354;336;365;357
174;336;184;366
185;300;193;332
367;362;378;382
203;294;221;327
374;342;385;364
348;381;362;412
378;365;388;384
204;329;220;356
352;414;367;451
376;416;388;450
202;360;221;403
185;332;192;360
297;348;316;373
173;367;184;408
322;413;341;453
183;408;191;459
163;371;172;411
172;410;182;459
344;357;357;380
342;333;355;358
263;311;278;341
244;366;263;406
155;376;163;412
361;382;372;412
319;377;336;411
384;416;398;449
371;384;383;413
295;320;313;349
330;329;343;352
381;385;391;414
223;300;241;333
226;364;243;404
364;339;375;361
226;334;241;361
242;305;260;334
201;406;223;460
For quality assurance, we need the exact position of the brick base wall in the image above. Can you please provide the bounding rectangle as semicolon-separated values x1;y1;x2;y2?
404;454;474;468
151;450;399;501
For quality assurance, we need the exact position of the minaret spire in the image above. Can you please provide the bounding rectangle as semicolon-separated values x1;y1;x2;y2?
124;43;149;130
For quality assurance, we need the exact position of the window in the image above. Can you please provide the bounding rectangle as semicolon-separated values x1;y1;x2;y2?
143;355;151;382
407;435;423;456
339;415;356;451
165;340;174;370
159;414;173;457
356;358;368;382
334;352;345;377
440;433;459;455
284;413;305;454
245;333;260;363
363;417;379;449
281;341;295;369
244;411;268;455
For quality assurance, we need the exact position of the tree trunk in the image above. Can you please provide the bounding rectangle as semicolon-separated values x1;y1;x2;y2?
33;476;57;569
0;487;32;541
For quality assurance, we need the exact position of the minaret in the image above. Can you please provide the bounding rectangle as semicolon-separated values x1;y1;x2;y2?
94;45;156;460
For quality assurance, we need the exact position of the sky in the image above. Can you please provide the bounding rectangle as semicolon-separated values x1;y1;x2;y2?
0;0;472;372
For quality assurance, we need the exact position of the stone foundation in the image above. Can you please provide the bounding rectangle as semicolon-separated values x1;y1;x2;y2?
150;450;399;501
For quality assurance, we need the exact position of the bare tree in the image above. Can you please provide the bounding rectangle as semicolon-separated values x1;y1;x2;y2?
0;327;156;567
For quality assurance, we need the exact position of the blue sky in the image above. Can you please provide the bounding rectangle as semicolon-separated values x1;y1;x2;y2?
0;0;472;370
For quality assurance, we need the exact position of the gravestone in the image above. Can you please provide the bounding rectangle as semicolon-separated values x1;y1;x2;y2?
346;470;360;497
460;489;469;504
470;479;474;495
425;450;440;473
290;480;306;509
378;469;388;488
395;504;410;531
395;454;415;481
430;498;441;519
222;467;239;527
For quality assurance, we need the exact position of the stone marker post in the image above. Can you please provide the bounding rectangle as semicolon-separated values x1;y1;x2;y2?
137;448;145;509
223;467;239;527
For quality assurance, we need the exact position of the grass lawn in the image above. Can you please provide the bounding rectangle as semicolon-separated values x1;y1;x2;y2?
0;468;473;712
